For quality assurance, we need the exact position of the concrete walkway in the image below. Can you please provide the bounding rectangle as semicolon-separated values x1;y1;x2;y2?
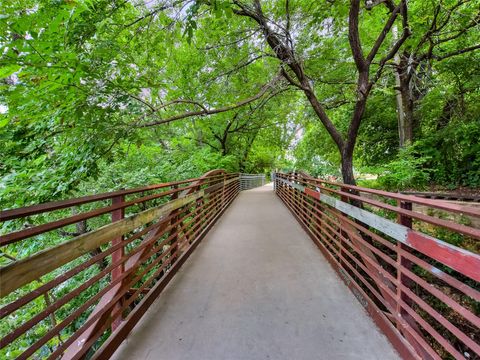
112;184;399;360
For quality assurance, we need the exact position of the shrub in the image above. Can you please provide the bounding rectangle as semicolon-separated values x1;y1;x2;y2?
378;146;432;191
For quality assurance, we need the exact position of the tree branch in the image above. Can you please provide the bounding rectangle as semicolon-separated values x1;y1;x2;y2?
136;75;283;128
366;2;402;64
434;12;480;45
207;54;268;84
364;0;395;11
280;67;306;90
371;19;410;84
433;43;480;61
124;0;190;28
232;0;345;150
349;0;367;72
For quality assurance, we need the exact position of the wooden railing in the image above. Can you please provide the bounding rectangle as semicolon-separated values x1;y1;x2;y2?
274;172;480;360
0;170;240;359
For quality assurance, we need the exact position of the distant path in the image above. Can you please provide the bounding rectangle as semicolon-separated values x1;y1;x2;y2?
111;183;399;360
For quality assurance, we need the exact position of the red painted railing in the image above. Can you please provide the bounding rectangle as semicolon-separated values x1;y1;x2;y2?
0;170;240;359
2;170;478;359
274;172;479;360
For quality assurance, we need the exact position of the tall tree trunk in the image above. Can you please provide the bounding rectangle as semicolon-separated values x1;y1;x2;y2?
395;65;416;146
403;84;415;144
393;27;408;147
341;151;356;185
395;51;422;146
239;131;258;172
220;139;228;156
394;60;406;147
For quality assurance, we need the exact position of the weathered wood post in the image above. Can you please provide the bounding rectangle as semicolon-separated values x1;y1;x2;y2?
111;193;125;331
222;172;227;209
396;200;413;326
170;184;180;260
338;186;350;270
395;199;431;358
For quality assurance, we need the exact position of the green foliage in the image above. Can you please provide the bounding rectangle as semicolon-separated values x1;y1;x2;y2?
292;114;342;177
412;62;480;188
1;0;478;210
356;88;399;166
414;121;480;188
0;0;291;211
378;146;432;191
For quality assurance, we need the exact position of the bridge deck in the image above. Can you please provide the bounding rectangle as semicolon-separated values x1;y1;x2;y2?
111;184;399;360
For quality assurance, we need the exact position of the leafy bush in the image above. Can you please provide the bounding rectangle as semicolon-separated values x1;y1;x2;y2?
414;121;480;188
378;146;432;191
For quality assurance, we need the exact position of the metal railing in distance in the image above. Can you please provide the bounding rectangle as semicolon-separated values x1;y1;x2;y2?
274;172;479;360
0;170;240;360
239;173;265;191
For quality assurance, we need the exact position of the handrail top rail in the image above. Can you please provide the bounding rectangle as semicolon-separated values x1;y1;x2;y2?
1;171;238;221
0;177;240;297
276;172;480;218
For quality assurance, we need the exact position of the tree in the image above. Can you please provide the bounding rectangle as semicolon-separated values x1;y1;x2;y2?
0;0;292;206
393;0;480;146
1;0;479;207
198;0;407;184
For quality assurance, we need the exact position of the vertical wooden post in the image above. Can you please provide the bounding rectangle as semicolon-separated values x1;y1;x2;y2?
395;200;432;359
222;173;227;209
338;186;350;268
169;184;180;257
111;193;125;331
338;185;350;261
396;200;412;325
397;200;413;228
292;173;298;213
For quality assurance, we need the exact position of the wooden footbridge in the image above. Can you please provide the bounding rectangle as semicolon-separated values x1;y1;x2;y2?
1;171;479;359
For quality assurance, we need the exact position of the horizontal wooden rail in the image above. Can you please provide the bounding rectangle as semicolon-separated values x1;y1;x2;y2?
0;173;235;221
302;175;480;218
274;172;479;360
0;170;240;360
0;173;237;246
